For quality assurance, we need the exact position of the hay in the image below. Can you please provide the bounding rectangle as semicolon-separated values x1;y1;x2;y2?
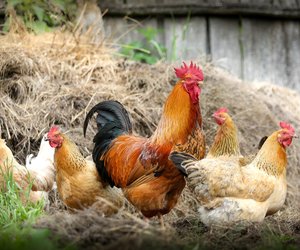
173;206;300;249
0;31;171;160
36;208;179;250
0;31;300;249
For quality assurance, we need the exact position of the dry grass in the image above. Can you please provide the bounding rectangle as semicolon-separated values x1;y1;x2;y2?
0;30;299;249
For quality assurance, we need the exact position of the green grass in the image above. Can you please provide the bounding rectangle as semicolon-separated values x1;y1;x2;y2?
0;164;74;250
0;167;44;228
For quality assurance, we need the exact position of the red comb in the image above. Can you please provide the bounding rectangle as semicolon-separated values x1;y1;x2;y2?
215;107;229;115
174;62;204;81
279;122;295;134
48;125;60;135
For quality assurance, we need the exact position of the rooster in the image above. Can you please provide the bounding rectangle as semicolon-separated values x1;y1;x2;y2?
83;62;205;220
0;138;53;204
46;126;124;215
26;133;55;191
170;122;297;225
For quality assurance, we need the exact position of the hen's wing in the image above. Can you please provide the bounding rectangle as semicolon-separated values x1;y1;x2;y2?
184;158;275;203
28;166;55;192
239;154;255;166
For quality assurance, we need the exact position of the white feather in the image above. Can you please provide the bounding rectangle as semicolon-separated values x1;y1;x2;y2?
25;133;55;190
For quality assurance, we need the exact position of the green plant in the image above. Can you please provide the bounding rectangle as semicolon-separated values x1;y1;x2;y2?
258;227;297;250
120;27;167;64
0;226;75;250
0;164;74;250
169;12;191;62
4;0;77;34
0;163;44;228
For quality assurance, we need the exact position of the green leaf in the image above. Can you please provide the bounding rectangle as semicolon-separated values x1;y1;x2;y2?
52;0;64;10
29;20;53;34
119;27;167;64
32;5;45;21
138;27;158;41
2;19;11;33
150;40;166;59
7;0;23;8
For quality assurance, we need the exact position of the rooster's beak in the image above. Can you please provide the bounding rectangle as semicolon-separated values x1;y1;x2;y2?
293;134;298;139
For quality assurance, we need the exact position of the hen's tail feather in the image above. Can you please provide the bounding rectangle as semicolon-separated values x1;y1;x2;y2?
258;136;268;150
83;100;132;187
169;151;197;177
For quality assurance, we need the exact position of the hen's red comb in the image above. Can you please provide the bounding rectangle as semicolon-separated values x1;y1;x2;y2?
215;107;229;115
174;62;204;81
48;125;60;136
279;122;295;134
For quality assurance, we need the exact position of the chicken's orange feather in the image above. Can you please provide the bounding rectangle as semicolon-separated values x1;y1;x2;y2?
104;135;147;187
151;83;201;146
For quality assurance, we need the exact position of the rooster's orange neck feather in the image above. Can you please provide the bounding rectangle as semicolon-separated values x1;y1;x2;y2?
151;82;200;146
252;131;287;176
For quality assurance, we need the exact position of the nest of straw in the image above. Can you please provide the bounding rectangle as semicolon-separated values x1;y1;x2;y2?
0;31;299;249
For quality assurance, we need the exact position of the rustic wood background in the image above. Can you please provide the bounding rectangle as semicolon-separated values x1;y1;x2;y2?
0;1;299;91
101;0;300;91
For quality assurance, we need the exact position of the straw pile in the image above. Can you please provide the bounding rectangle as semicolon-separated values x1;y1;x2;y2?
0;31;299;249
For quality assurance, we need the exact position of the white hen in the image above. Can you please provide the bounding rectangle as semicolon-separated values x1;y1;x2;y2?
0;136;54;204
26;133;55;192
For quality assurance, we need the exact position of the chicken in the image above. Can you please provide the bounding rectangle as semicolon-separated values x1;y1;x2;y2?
207;107;241;159
46;126;124;215
0;138;53;204
83;62;205;219
208;107;267;166
26;133;55;191
170;122;297;225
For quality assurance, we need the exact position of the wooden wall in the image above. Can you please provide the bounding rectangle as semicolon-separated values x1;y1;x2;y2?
100;0;300;18
102;1;300;91
0;1;299;91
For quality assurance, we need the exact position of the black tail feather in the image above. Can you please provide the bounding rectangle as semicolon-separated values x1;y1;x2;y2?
83;100;132;137
258;136;268;150
83;100;132;187
169;151;197;177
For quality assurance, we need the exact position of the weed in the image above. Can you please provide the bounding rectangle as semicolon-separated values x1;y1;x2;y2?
0;164;44;228
0;163;74;250
258;228;297;250
120;27;166;64
166;13;191;61
4;0;77;33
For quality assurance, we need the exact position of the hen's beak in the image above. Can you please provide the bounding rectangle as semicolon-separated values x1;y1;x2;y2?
212;113;218;119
